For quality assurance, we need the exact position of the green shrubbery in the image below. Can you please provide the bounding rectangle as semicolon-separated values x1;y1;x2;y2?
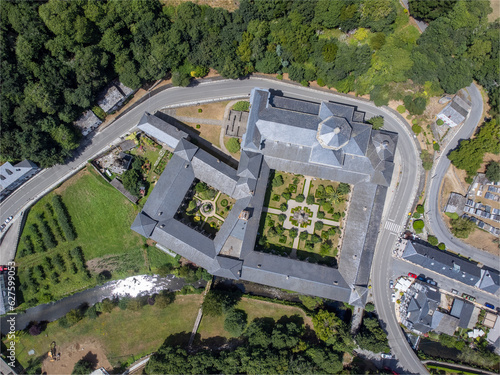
226;137;241;153
52;195;76;241
413;219;425;233
232;101;250;112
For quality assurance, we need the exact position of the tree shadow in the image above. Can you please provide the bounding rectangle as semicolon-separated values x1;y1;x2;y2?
276;314;304;327
81;351;98;370
160;331;192;348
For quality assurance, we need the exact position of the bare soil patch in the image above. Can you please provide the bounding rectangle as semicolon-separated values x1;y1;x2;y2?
183;122;221;148
175;101;230;120
42;338;111;375
440;166;468;210
489;0;500;22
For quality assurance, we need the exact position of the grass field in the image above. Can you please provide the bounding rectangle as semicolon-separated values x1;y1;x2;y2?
15;167;148;307
7;295;202;369
175;101;229;120
264;171;305;209
184;122;221;148
197;297;310;340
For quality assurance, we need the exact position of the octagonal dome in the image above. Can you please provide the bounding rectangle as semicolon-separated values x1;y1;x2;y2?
316;116;352;150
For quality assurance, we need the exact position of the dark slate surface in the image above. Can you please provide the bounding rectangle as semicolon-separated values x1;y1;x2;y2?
402;242;482;286
138;112;188;149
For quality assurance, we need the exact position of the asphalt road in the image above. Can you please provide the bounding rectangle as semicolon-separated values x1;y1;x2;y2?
0;77;425;372
426;84;499;268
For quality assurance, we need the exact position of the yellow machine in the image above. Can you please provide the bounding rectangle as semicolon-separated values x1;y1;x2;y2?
48;341;57;362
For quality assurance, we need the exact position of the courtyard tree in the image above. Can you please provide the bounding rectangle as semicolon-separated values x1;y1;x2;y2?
413;219;425;233
427;235;438;246
315;221;324;231
295;194;305;202
289;228;298;238
299;231;309;241
306;195;315;205
272;174;284;188
280;202;288;212
226;137;241;153
278;214;286;222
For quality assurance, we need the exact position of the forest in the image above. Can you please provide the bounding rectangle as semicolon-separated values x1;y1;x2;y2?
1;0;498;167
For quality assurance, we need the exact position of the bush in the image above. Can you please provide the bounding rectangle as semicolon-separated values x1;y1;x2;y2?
416;205;424;214
367;116;384;130
101;298;115;313
289;228;298;238
295;194;305;202
224;308;248;336
317;211;325;219
438;242;446;250
315;221;324;231
413;220;425;233
412;124;423;134
451;217;476;238
486;162;500;183
36;215;57;249
397;105;406;113
433;142;440;151
220;199;228;207
317;77;326;87
428;235;438;246
278;214;286;222
195;124;200;129
72;359;94;375
198;108;203;113
226;137;240;153
155;291;175;308
306;195;315;205
29;323;42;336
232;101;250;112
52;195;76;241
364;303;375;312
272;174;284;188
436;119;444;125
445;212;459;220
420;150;433;170
404;95;427;116
299;231;308;241
279;203;288;212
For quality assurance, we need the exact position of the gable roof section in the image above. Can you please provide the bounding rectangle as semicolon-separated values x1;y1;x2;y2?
237;151;263;179
402;241;481;286
138;112;188;149
0;160;38;191
479;268;500;294
131;212;157;238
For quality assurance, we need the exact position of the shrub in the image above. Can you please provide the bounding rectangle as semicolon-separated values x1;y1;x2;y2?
279;203;288;212
299;231;308;241
101;298;115;313
317;77;326;87
416;205;425;214
413;220;425;233
317;211;325;219
364;303;375;312
397;105;406;113
413;212;421;219
72;359;94;375
289;228;298;238
155;291;175;308
272;194;280;202
412;124;423;134
195;124;201;129
428;235;438;246
198;108;203;113
36;214;57;249
436;119;444;125
272;174;284;187
420;150;433;170
278;214;286;222
438;242;446;250
226;137;240;153
29;224;45;252
315;221;324;231
232;101;250;112
306;195;315;205
224;308;248;336
445;212;459;220
52;195;76;241
295;194;305;203
276;74;283;80
367;116;384;130
92;106;106;120
433;142;440;151
220;199;228;207
282;192;291;201
486;162;500;183
332;212;341;221
404;95;427;116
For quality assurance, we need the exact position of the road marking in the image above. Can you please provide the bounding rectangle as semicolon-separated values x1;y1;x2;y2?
385;221;401;233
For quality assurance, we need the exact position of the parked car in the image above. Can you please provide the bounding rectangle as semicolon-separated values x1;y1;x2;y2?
426;279;437;286
462;293;476;302
389;280;393;289
4;216;12;223
451;289;458;295
381;353;392;359
485;303;495;309
391;293;396;303
408;273;417;278
0;224;5;231
417;275;426;282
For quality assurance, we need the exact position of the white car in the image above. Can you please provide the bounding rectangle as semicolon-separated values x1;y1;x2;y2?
389;280;394;289
4;216;12;224
391;293;396;303
381;353;392;359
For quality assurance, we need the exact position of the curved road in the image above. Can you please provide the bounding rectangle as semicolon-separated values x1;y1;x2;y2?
426;84;498;267
0;78;425;372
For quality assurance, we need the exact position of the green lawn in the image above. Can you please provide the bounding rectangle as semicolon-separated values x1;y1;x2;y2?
215;193;235;219
7;295;202;368
197;297;309;340
15;166;147;308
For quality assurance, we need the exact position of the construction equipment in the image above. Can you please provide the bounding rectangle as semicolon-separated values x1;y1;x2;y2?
48;341;57;362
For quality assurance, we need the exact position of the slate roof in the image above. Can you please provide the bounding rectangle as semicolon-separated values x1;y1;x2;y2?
132;88;399;307
0;160;38;194
74;110;102;135
98;85;124;113
450;299;475;329
138;112;188;149
406;284;441;334
402;241;481;287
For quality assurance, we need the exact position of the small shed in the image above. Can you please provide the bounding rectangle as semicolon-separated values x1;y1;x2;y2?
74;110;102;136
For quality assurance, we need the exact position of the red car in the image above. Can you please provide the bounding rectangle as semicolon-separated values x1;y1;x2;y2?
408;272;417;278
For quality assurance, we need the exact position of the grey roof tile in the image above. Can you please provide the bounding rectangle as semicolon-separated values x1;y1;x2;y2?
138;112;188;149
131;212;158;238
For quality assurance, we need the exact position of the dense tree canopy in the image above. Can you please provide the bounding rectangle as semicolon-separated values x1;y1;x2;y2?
1;0;498;168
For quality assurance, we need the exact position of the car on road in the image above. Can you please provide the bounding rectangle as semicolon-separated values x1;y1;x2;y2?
389;280;393;289
0;224;5;231
462;293;476;302
4;216;12;223
485;303;495;309
381;353;392;359
391;293;396;303
417;275;426;282
426;279;437;286
408;272;417;278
